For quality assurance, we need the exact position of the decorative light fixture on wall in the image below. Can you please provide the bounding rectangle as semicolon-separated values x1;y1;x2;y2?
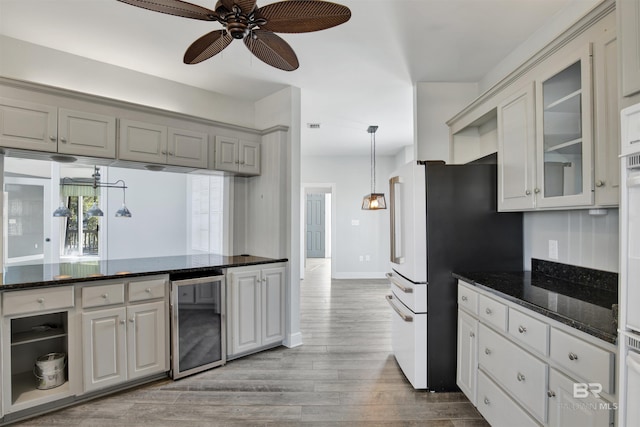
53;166;131;218
362;125;387;210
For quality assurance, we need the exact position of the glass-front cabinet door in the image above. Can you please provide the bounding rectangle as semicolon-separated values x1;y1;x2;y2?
535;44;593;208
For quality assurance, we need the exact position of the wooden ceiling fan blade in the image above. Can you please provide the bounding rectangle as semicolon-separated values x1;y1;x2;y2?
244;30;299;71
116;0;217;21
184;30;234;64
217;0;258;14
256;1;351;33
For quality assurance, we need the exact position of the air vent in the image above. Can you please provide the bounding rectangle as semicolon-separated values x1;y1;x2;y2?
628;334;640;352
307;123;321;129
628;154;640;169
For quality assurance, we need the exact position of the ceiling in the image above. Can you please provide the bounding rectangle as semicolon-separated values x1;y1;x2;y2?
0;0;591;157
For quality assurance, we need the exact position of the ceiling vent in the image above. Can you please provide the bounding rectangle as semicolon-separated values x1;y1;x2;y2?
307;123;321;129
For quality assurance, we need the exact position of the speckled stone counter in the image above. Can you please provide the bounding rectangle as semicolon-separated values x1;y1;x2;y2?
0;254;288;290
453;259;618;344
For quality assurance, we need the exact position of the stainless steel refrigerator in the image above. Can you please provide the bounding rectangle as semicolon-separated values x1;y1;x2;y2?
387;158;523;390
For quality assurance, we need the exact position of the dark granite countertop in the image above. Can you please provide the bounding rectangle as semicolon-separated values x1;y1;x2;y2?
0;254;288;290
453;259;618;344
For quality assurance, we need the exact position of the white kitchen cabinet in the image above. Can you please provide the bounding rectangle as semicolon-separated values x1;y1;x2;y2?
548;368;614;427
456;280;616;426
214;135;260;175
119;119;208;168
81;278;168;393
1;286;77;414
227;265;285;357
618;0;640;97
456;309;478;405
0;98;116;158
535;44;594;209
497;83;537;211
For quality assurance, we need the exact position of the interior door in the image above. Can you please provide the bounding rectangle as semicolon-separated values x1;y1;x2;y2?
4;176;52;265
306;194;325;258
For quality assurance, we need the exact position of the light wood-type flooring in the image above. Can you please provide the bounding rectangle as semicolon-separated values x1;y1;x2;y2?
13;258;488;426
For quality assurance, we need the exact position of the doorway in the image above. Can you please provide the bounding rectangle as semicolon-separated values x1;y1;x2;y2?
306;194;326;258
302;184;334;280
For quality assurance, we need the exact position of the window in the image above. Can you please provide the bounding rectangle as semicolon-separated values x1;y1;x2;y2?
61;195;100;257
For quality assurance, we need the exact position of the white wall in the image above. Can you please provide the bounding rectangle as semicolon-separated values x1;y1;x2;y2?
414;82;479;162
0;36;255;128
523;209;619;272
301;155;394;279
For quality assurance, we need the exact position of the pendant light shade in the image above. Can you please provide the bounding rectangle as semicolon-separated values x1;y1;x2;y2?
362;125;387;210
86;202;104;217
53;201;72;218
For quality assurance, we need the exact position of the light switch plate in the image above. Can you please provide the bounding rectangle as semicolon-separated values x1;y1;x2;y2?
548;240;559;260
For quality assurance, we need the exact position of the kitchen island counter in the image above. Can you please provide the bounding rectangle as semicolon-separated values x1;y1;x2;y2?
0;254;287;290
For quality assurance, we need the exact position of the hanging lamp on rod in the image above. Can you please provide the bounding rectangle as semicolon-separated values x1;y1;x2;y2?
362;125;387;210
53;166;132;218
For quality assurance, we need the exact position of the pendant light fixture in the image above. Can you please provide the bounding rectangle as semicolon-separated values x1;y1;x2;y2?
362;125;387;210
54;166;132;218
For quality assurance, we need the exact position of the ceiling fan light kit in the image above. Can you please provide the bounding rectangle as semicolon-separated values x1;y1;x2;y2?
116;0;351;71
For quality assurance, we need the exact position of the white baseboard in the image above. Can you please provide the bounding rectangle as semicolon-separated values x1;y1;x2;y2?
333;272;388;279
284;332;303;348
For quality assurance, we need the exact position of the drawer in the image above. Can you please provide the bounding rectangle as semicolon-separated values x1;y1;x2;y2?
458;281;478;315
477;371;540;427
549;328;614;394
3;286;74;316
479;294;508;331
508;308;549;356
82;283;125;308
479;323;547;422
129;278;166;302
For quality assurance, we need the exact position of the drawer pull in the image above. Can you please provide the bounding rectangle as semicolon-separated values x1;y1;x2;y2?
37;297;44;304
386;273;413;293
568;352;579;361
517;372;526;382
484;397;490;405
469;332;475;338
145;288;152;293
461;295;468;302
102;293;109;299
548;390;556;398
485;308;492;315
119;319;126;325
485;348;492;355
518;325;527;334
129;318;135;323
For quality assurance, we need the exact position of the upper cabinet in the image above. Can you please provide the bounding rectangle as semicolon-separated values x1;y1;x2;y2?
535;45;593;209
0;98;116;159
119;119;208;169
618;0;640;98
214;136;261;176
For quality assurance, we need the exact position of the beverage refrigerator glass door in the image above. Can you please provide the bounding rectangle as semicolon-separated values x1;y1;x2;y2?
170;275;225;379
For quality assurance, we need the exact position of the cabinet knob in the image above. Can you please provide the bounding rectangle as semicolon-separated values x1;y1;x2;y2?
49;135;56;142
534;188;541;194
548;390;556;398
240;161;245;165
102;293;108;299
596;180;605;187
168;152;174;156
461;295;468;302
60;137;67;143
568;352;578;361
161;150;167;155
518;325;527;334
145;288;152;293
469;332;475;338
129;318;135;323
37;297;45;304
485;308;492;315
119;319;126;325
483;397;490;405
485;348;491;355
517;372;526;382
525;190;531;196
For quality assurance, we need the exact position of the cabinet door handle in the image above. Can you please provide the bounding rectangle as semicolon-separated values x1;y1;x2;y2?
485;348;491;355
483;397;490;405
49;135;57;142
534;188;541;194
517;372;526;382
129;318;135;323
485;308;492;315
37;297;45;304
548;390;556;398
469;331;475;338
525;190;531;196
60;137;67;143
168;152;174;156
596;180;605;187
518;325;527;334
461;295;468;302
568;352;578;361
102;293;109;299
119;319;126;325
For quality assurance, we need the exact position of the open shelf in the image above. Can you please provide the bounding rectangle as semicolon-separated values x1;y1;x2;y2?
11;328;67;347
11;371;70;407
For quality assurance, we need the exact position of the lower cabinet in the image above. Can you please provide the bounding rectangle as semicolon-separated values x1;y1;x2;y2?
81;278;168;393
227;265;285;357
457;280;616;427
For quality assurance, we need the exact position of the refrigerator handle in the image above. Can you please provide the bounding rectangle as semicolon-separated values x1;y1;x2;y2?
389;175;404;264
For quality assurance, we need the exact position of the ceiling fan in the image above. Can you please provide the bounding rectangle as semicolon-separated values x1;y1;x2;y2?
116;0;351;71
